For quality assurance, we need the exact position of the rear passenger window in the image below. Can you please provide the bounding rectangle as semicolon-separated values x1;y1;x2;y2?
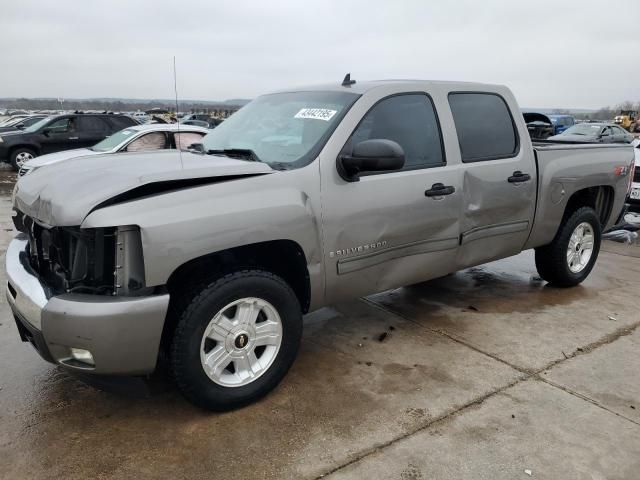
174;132;205;150
77;116;110;133
448;93;518;162
109;116;137;130
347;94;444;171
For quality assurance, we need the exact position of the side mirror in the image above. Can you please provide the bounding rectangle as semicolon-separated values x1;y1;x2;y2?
188;143;205;153
42;127;52;137
16;123;25;130
337;139;405;182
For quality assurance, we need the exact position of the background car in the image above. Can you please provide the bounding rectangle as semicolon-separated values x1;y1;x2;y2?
19;123;209;175
0;113;137;170
548;123;634;144
130;111;150;124
548;114;576;134
181;113;223;129
181;119;211;128
0;115;47;133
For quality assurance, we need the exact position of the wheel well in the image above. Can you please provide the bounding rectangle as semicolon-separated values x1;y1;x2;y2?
564;186;614;227
167;239;311;311
9;144;40;157
159;240;311;361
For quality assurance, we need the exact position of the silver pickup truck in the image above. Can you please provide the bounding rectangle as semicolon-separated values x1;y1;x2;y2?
6;79;635;410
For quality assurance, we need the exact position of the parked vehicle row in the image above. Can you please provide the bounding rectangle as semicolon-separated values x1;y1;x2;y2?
18;124;209;175
0;113;137;169
6;78;635;410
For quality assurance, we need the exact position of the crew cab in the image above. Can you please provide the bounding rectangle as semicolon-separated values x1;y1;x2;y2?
6;79;635;411
0;113;137;170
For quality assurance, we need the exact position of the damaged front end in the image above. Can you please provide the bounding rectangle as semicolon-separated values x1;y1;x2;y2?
15;214;150;297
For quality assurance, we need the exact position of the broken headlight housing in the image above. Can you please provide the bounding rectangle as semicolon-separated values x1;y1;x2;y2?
19;215;150;296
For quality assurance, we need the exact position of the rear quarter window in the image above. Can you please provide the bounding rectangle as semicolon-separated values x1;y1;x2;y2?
448;92;519;162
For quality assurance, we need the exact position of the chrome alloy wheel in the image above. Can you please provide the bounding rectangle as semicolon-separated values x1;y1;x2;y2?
567;222;595;273
200;297;283;387
14;151;34;168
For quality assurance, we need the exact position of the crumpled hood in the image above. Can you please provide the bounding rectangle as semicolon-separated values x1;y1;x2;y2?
24;148;98;169
14;150;274;226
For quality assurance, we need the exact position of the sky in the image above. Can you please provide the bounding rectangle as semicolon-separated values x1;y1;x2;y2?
1;0;638;109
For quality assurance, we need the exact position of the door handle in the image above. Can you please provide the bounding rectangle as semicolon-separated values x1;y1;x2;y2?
425;183;455;197
508;171;531;183
68;137;79;140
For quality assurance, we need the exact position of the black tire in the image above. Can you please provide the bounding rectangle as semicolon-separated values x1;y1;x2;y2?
170;270;302;411
535;206;601;287
10;147;36;171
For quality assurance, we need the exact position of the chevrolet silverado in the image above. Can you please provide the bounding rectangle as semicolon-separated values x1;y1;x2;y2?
6;78;635;410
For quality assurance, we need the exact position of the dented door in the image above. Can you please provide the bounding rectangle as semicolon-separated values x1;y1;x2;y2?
447;91;537;268
318;88;463;303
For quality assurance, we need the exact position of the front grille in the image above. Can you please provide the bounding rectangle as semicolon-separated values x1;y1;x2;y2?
19;214;116;295
18;166;30;177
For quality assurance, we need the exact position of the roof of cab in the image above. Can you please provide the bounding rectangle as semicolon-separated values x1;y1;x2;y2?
272;79;503;95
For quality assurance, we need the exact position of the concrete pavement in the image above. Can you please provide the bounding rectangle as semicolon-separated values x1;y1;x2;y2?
0;166;638;479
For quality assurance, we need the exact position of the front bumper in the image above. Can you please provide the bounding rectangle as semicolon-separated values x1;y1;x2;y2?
6;236;170;375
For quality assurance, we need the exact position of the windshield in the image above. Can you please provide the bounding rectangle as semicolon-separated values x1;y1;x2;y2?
202;91;359;169
91;129;138;152
2;117;24;127
561;124;602;136
23;117;54;133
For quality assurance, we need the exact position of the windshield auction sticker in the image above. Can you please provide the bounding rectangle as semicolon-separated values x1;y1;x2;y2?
294;108;337;121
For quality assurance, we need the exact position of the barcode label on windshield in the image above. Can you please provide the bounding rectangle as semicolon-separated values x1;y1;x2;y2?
294;108;337;121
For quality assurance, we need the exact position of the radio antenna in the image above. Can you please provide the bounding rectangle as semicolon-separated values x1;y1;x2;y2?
173;56;183;168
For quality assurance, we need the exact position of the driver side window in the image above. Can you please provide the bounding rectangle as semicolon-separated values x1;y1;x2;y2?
346;94;445;171
46;117;73;133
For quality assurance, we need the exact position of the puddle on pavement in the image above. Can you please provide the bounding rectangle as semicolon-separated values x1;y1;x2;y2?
367;251;619;321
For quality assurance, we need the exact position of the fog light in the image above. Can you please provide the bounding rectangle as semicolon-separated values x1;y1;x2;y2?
70;348;95;366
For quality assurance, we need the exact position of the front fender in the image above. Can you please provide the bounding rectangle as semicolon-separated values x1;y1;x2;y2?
82;171;324;303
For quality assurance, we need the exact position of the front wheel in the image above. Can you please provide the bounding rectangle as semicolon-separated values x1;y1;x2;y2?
170;270;302;411
10;147;37;171
535;206;601;287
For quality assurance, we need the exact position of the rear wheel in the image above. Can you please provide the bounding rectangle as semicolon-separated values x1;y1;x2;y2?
10;147;36;171
170;270;302;411
535;206;601;287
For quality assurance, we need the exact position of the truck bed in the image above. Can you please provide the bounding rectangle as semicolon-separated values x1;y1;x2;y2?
524;142;634;249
